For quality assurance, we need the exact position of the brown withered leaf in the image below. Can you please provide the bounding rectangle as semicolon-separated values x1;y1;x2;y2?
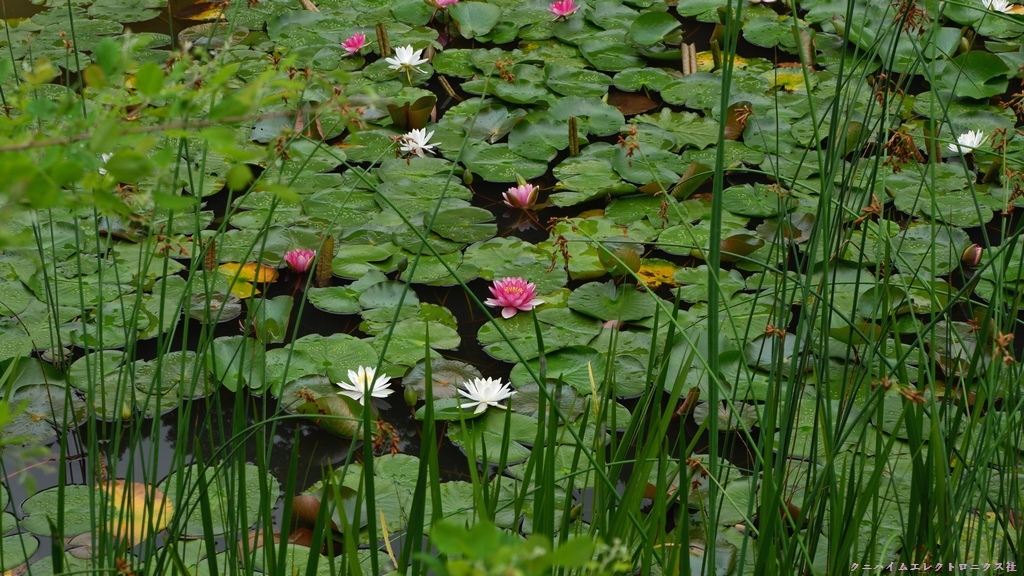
607;90;657;116
724;101;753;140
315;234;334;287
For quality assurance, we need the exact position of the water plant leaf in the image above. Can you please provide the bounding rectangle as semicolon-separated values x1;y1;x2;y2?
374;318;460;369
937;51;1010;100
0;534;38;571
0;383;87;445
208;336;267;393
448;412;538;463
693;401;759;431
544;65;612;98
187;291;243;323
387;95;436;131
132;351;216;409
568;281;657;321
249;295;294;344
627;10;682;46
218;262;279;283
414;397;489;421
548;97;626;137
477;307;602;362
430;207;497;243
579;37;645;70
100;480;174;546
307;286;362;314
404;358;481;401
20;485;96;537
673;265;746;303
358;281;420;309
510;382;587;421
448;2;503;39
461;144;548;182
509;112;572;161
162;463;280;537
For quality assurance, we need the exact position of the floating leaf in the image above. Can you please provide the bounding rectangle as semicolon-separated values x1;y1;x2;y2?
217;262;279;283
449;2;503;39
388;95;436;131
568;281;657;322
627;10;682;46
188;291;242;323
670;162;713;198
163;464;280;537
101;480;174;546
404;358;481;401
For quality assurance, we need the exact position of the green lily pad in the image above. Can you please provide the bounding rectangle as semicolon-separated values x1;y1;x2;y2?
548;96;626;137
568;280;657;321
249;295;294;344
374;318;461;369
207;337;267;393
461;144;549;182
163;463;280;537
627;10;681;46
477;307;603;362
449;2;503;39
0;534;38;570
545;65;612;98
937;51;1010;100
448;411;538;463
20;485;95;537
673;266;746;303
403;358;482;401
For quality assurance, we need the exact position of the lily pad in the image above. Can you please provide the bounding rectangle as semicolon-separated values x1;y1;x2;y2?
568;280;658;322
162;463;280;537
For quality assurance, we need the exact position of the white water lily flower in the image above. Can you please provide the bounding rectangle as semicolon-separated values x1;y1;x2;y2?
385;45;428;74
947;129;987;154
399;128;436;158
983;0;1013;12
458;377;516;414
336;366;394;406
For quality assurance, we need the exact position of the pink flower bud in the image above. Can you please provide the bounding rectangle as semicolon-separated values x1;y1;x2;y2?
502;184;539;210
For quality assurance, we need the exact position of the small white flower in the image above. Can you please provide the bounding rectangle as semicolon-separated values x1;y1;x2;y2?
983;0;1013;12
98;153;113;175
458;377;516;414
384;45;428;74
399;128;436;158
947;129;987;154
336;366;394;406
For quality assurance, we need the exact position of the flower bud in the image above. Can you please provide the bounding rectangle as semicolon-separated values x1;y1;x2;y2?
404;385;418;407
962;244;982;267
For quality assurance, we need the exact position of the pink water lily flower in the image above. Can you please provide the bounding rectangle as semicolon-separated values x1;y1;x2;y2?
549;0;578;18
342;32;367;54
502;183;538;210
485;277;544;319
435;0;459;7
283;249;316;273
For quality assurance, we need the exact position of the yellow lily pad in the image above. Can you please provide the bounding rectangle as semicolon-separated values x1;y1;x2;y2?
102;480;174;546
217;262;279;283
638;258;680;290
